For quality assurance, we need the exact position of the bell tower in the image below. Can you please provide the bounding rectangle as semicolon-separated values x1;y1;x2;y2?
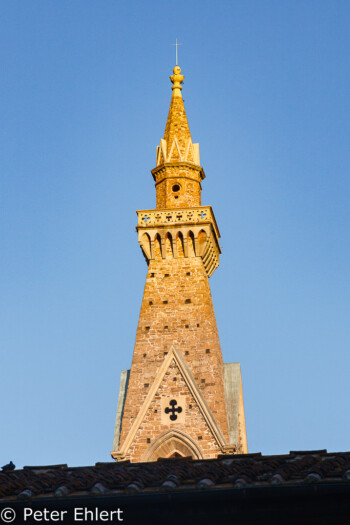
111;65;247;462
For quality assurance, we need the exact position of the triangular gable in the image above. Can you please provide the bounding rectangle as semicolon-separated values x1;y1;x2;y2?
156;139;168;166
167;138;182;162
156;145;162;166
116;347;227;457
184;138;194;163
156;138;201;166
193;143;200;165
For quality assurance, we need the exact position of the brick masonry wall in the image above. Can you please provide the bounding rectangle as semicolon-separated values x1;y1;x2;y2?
119;255;230;461
128;360;224;460
155;165;202;209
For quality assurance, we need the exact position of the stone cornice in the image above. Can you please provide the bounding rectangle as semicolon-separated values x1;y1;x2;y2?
151;162;205;182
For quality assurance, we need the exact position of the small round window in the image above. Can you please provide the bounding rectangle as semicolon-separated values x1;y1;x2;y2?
172;184;181;192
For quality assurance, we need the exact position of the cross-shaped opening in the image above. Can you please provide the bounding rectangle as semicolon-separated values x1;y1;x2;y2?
164;399;183;421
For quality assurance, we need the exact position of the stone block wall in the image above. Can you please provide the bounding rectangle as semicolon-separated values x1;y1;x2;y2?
118;255;230;461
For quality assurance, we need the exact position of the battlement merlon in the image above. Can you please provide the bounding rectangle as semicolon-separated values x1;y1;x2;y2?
136;206;221;277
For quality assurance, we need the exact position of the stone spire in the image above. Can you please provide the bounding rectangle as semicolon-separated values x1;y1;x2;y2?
162;66;192;161
154;66;203;209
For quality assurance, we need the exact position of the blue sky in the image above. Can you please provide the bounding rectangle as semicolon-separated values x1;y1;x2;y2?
1;1;349;468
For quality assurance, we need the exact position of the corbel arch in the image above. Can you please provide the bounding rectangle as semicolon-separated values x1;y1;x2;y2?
153;233;162;259
165;232;173;259
140;232;151;260
187;230;196;257
198;229;208;256
176;231;185;258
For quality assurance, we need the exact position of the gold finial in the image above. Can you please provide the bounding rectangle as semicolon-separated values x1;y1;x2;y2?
170;66;184;96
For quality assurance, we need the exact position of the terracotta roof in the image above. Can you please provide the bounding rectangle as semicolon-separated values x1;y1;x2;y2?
1;450;350;502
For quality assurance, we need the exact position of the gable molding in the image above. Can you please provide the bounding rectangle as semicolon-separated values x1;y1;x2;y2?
112;346;227;460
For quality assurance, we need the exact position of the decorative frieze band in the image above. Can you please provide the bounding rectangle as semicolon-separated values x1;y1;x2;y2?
137;206;220;240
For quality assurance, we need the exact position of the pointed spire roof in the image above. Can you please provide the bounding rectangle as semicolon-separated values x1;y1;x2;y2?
163;66;192;157
156;66;199;166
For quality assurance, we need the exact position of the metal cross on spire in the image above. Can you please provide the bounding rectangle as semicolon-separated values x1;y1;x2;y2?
171;38;183;66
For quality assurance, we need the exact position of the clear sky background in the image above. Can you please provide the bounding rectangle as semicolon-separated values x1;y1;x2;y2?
1;1;349;469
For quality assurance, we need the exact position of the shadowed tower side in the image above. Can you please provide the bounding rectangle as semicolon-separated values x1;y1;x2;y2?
112;65;247;462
